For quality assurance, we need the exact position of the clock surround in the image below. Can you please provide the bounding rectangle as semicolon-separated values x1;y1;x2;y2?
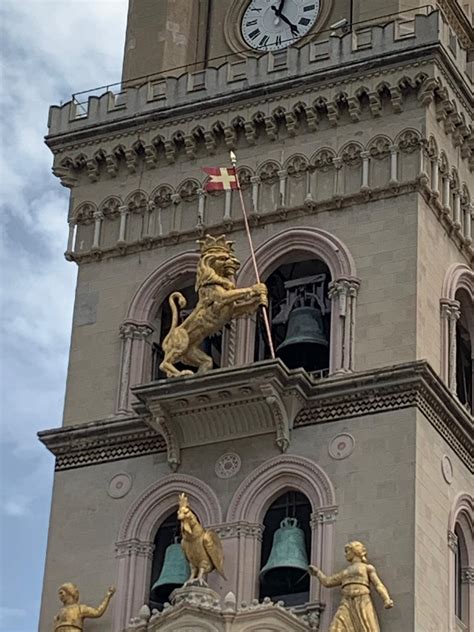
224;0;332;57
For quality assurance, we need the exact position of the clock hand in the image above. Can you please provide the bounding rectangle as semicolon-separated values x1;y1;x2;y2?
276;10;299;36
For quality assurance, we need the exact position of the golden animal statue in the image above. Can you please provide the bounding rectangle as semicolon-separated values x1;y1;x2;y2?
53;583;115;631
159;234;268;378
177;492;226;585
309;541;393;632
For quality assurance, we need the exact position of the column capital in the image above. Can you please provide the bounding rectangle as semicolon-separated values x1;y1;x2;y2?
440;300;461;321
115;538;155;560
119;321;154;340
447;529;458;552
461;566;474;584
93;210;104;220
250;175;261;185
310;506;338;528
119;204;128;214
212;521;264;541
277;169;288;179
171;193;181;204
328;278;360;300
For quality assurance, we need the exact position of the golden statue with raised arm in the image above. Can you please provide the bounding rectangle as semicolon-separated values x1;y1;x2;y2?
53;583;115;631
309;541;393;632
159;234;267;378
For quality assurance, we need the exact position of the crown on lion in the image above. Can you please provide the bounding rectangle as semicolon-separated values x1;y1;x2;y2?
197;234;234;256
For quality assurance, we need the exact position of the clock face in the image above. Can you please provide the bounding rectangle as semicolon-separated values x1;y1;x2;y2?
241;0;320;52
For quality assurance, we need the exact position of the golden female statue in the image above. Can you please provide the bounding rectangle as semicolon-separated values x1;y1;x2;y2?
53;583;115;631
309;541;393;632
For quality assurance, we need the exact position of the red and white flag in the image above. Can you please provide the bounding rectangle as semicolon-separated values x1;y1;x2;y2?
202;167;239;192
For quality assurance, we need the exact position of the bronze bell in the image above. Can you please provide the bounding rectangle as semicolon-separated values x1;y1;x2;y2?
276;304;328;371
151;541;190;597
260;518;309;584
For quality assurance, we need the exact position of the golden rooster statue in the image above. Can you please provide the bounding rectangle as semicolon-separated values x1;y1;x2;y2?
177;493;226;585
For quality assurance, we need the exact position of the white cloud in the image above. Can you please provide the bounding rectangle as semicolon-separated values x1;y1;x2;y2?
0;1;128;628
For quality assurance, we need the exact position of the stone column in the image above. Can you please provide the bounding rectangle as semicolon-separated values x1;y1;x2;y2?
171;192;182;232
250;176;260;213
443;175;451;215
333;157;344;197
464;203;473;244
310;507;338;631
92;210;104;250
224;189;232;221
213;522;264;605
389;144;398;184
328;278;360;373
118;204;128;244
117;322;154;415
440;301;460;394
453;190;462;230
66;220;76;256
448;529;458;632
197;188;205;227
361;151;370;190
144;200;155;238
114;539;155;632
278;169;287;206
431;158;440;197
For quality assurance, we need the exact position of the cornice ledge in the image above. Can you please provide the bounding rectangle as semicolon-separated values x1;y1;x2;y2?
38;414;166;470
133;359;312;470
296;360;473;471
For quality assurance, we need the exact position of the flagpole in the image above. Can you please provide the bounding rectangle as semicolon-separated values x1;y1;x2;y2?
230;151;276;360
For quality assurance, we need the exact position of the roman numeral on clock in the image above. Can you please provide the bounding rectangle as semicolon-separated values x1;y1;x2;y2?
259;35;269;47
299;17;311;26
246;19;258;26
303;4;315;10
248;29;260;40
275;35;282;47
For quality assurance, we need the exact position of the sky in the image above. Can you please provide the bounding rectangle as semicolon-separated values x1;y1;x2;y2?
0;2;128;630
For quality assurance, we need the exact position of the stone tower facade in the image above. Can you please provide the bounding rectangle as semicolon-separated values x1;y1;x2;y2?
40;2;473;631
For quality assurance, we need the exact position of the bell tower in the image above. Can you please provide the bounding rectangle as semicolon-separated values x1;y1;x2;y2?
41;1;473;632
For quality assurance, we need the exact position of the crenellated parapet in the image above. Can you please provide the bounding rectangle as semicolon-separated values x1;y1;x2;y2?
47;12;472;142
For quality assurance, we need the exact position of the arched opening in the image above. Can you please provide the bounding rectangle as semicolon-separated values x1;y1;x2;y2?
259;490;311;606
455;289;473;413
254;258;331;375
454;523;470;627
150;283;224;380
149;509;184;611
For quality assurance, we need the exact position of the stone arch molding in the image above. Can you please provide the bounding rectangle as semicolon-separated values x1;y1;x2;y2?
440;263;474;394
235;227;360;372
227;454;336;522
114;474;222;631
116;250;200;414
447;492;473;632
225;455;337;626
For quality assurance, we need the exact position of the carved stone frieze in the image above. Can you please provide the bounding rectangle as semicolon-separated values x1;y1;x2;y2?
39;361;473;472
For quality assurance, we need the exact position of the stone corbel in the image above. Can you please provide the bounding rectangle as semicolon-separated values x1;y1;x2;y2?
447;529;458;553
86;158;99;182
224;125;237;148
368;91;382;117
347;96;361;122
124;149;138;173
304;105;319;131
146;404;181;471
265;115;278;140
105;154;119;177
52;164;77;189
326;101;339;126
244;120;257;145
284;111;299;136
204;130;217;154
259;383;304;452
164;140;176;164
184;135;197;159
144;144;158;168
389;86;403;113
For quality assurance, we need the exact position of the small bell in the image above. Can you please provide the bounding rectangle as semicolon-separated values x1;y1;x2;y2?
151;541;190;598
260;517;309;585
276;303;328;371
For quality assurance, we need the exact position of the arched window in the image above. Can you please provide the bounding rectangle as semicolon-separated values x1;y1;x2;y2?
150;284;224;380
455;289;473;413
259;491;311;606
254;258;331;375
448;494;473;632
149;509;184;611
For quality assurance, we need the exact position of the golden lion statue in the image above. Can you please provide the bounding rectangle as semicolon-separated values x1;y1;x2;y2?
160;235;267;378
